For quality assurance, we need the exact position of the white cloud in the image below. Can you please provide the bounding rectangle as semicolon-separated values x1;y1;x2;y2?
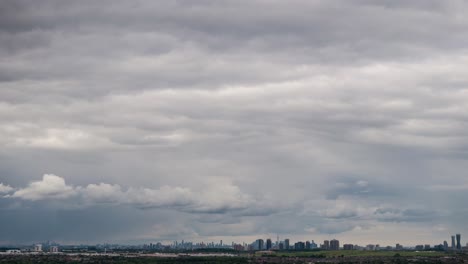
80;183;123;203
0;183;14;194
84;180;254;214
5;174;256;215
125;186;194;208
8;127;115;150
10;174;77;201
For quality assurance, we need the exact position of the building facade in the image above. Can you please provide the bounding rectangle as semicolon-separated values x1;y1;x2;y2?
266;239;272;250
330;239;340;250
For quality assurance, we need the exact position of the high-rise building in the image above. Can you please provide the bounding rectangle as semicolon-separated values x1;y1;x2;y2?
257;239;264;250
305;241;311;250
323;240;330;250
330;239;340;250
456;234;461;250
34;244;42;252
294;241;305;250
266;239;272;250
310;240;317;249
443;241;448;251
284;239;290;250
452;236;456;249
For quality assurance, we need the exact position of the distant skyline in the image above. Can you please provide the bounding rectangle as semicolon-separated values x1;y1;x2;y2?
1;0;468;245
2;233;465;250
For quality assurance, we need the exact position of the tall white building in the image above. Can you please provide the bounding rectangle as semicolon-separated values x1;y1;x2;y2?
34;244;43;252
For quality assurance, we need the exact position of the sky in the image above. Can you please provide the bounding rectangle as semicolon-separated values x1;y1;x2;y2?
1;0;468;247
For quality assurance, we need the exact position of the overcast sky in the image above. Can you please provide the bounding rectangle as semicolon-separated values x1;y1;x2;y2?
1;0;468;246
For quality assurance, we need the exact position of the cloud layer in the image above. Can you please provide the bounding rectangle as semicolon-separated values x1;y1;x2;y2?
1;0;468;245
7;174;257;214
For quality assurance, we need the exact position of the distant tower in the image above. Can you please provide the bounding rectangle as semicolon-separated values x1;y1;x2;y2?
452;236;456;249
284;239;290;250
443;241;448;251
456;234;461;250
266;239;272;250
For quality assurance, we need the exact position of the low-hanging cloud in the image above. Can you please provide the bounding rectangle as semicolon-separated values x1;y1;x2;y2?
0;183;14;194
5;174;263;215
9;174;76;201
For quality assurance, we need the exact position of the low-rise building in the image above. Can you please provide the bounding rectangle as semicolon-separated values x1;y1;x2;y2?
343;244;353;250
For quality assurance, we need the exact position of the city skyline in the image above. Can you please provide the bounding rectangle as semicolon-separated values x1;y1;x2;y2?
1;232;465;250
3;232;466;252
2;0;468;246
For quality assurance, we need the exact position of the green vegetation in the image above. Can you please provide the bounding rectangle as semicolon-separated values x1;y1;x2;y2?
0;255;248;264
1;251;464;264
256;250;449;258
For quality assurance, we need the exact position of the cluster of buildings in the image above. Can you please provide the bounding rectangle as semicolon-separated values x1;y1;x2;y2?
3;233;466;254
245;238;341;251
240;233;466;252
437;233;464;251
32;244;58;253
5;243;59;254
407;233;467;252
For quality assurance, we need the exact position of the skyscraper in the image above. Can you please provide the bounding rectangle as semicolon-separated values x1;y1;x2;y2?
266;239;272;250
294;241;305;250
257;239;264;250
323;240;330;250
456;234;461;250
284;239;290;250
310;240;317;249
451;236;456;249
330;239;340;250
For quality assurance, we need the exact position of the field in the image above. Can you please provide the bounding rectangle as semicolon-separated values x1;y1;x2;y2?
256;250;450;258
1;251;465;264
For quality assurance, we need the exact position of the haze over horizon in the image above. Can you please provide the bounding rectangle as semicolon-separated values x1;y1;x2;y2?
1;0;468;246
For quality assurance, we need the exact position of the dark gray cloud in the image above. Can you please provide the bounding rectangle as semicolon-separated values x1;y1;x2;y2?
374;208;441;223
1;0;468;246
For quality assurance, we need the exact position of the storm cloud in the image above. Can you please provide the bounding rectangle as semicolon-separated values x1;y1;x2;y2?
1;0;468;246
